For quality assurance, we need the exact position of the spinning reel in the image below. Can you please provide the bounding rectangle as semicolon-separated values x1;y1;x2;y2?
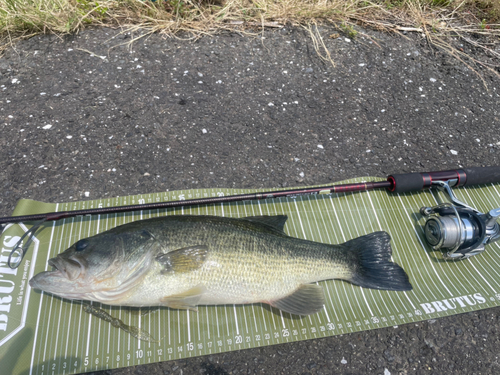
420;180;500;260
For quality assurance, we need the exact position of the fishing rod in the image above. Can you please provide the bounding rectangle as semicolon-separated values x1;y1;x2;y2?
4;166;500;267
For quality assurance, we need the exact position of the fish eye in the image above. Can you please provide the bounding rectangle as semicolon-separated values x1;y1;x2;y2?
75;239;89;252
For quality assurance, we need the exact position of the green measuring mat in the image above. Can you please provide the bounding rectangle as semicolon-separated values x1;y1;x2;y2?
2;178;500;375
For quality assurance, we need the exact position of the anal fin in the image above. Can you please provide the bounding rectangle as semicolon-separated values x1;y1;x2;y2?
160;285;207;312
269;284;325;315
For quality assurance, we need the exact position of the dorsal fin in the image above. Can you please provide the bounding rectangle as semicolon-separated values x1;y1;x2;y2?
241;215;288;233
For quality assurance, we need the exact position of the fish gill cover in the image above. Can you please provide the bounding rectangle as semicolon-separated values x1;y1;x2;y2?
1;178;500;375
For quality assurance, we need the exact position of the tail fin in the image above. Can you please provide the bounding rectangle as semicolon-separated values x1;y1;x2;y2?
345;231;412;291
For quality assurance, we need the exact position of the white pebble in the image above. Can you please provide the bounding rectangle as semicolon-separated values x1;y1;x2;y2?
317;144;324;149
84;192;90;197
299;172;305;178
341;357;347;364
66;135;73;139
384;369;391;375
12;78;19;84
450;150;458;155
42;125;52;130
268;102;274;107
430;78;437;82
202;129;207;134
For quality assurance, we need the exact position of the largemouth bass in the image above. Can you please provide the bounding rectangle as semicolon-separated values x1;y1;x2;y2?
30;215;412;315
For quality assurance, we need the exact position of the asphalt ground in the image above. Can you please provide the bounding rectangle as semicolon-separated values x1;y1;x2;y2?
1;25;500;374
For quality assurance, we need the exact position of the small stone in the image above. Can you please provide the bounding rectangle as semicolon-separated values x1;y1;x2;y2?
305;67;313;73
306;362;317;370
383;349;395;362
450;150;458;155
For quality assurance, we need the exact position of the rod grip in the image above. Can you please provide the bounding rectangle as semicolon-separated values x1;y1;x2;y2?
387;173;425;193
463;167;500;186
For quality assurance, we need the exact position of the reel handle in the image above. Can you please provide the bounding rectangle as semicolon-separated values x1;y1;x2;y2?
388;166;500;193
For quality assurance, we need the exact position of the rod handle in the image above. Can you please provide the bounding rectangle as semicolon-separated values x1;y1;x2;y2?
388;166;500;193
387;173;428;193
463;167;500;187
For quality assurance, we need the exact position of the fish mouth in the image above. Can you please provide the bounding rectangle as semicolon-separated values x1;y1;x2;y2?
47;256;85;281
29;256;87;296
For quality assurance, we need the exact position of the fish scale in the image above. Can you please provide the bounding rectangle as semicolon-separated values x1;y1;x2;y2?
30;215;412;316
145;218;350;304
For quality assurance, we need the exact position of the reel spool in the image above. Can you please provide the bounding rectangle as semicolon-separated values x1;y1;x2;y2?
420;181;500;260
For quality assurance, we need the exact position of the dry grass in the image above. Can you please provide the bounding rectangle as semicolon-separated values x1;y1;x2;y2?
1;0;499;36
1;0;499;84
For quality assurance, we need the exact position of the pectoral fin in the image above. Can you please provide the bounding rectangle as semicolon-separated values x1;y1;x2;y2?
160;285;207;311
156;245;208;274
269;284;325;315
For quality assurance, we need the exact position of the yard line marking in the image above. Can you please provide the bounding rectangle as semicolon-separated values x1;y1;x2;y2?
29;212;58;375
397;193;450;298
365;189;411;312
